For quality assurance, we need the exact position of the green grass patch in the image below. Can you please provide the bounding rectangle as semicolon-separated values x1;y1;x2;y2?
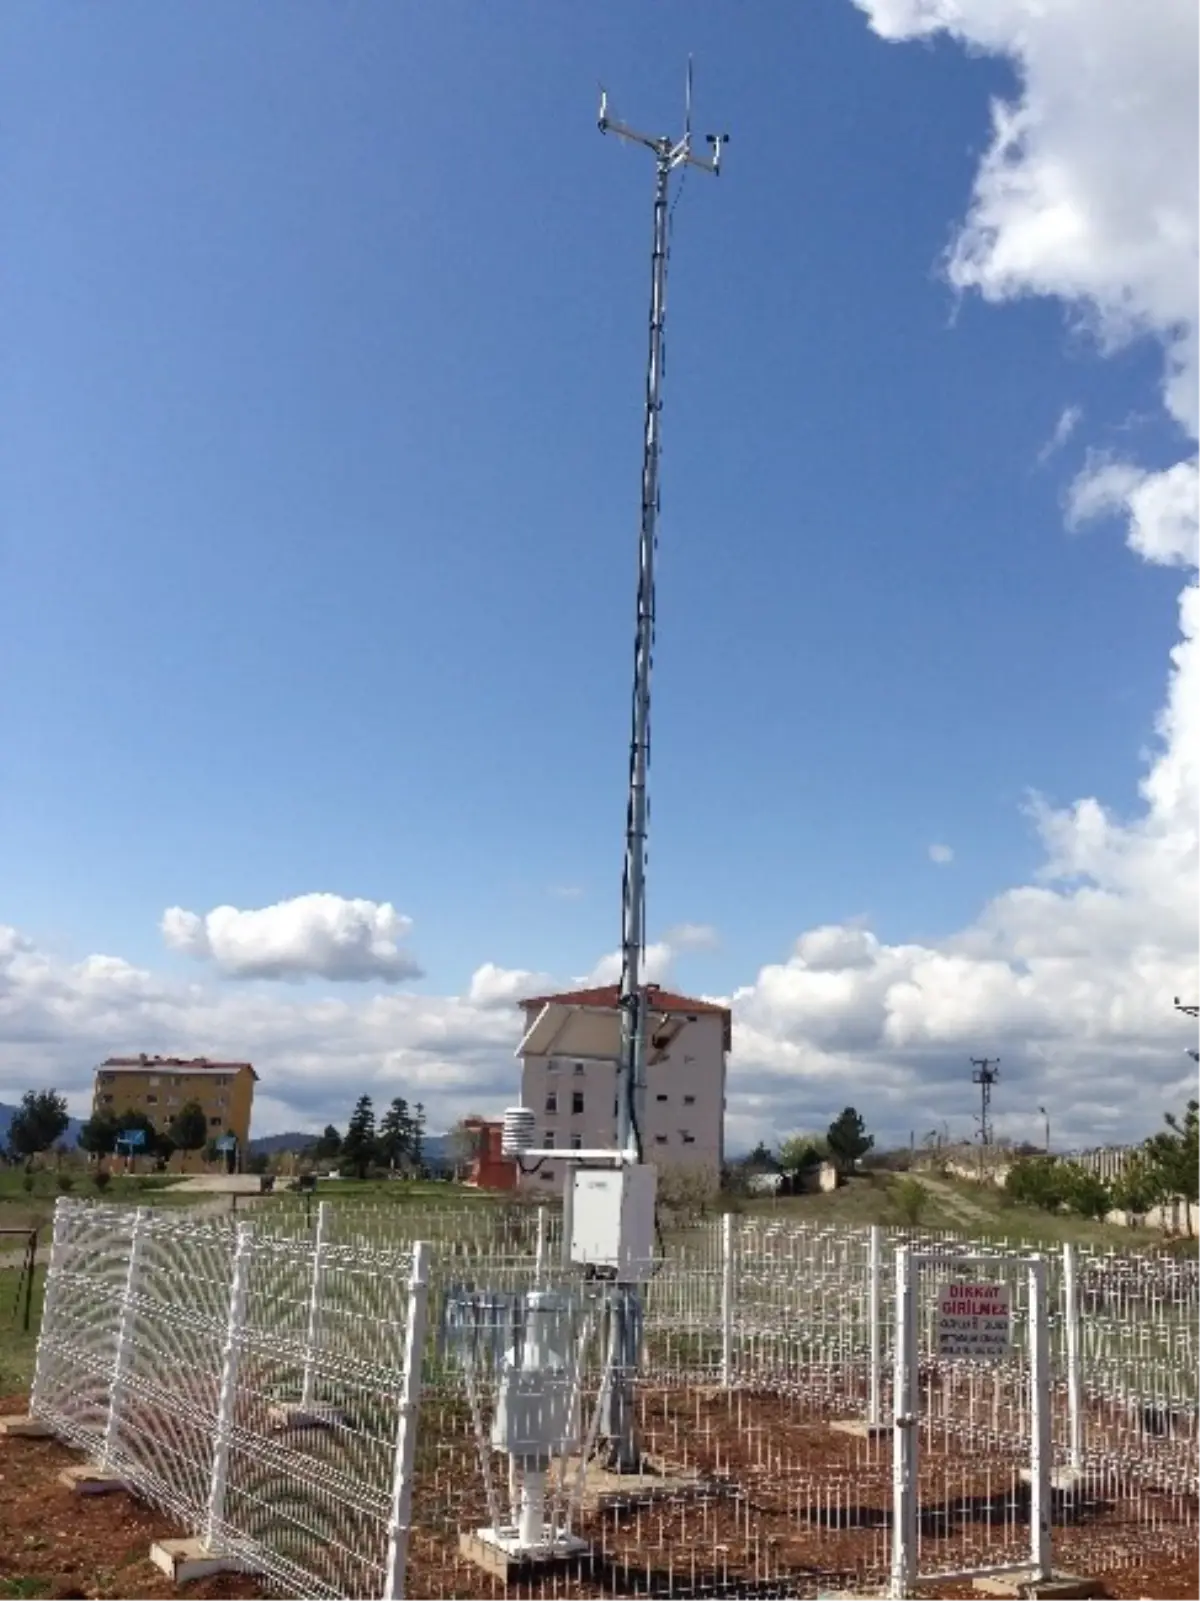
0;1264;45;1397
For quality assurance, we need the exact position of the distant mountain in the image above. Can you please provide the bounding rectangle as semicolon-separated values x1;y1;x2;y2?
0;1101;85;1150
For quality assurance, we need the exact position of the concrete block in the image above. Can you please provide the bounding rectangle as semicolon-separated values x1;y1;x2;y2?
554;1454;707;1512
972;1572;1103;1599
829;1418;890;1440
0;1413;53;1438
1019;1465;1085;1494
58;1461;127;1496
267;1401;347;1433
150;1538;247;1584
458;1530;589;1583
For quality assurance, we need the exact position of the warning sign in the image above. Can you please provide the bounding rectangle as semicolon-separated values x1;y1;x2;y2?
936;1281;1011;1358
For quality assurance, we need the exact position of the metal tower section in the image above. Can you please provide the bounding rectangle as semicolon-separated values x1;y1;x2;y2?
600;68;727;1159
971;1057;1000;1146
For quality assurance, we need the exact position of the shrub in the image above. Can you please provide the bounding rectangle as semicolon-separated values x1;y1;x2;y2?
56;1172;74;1194
21;1173;34;1194
893;1177;927;1225
1004;1156;1065;1212
1060;1162;1112;1221
93;1169;112;1193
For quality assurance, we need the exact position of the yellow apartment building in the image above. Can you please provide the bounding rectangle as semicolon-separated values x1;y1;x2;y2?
92;1055;257;1150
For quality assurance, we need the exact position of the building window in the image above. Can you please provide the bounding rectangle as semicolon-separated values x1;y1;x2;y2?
682;1133;696;1145
540;1171;554;1182
545;1093;557;1114
573;1062;585;1075
571;1092;584;1116
146;1094;158;1105
173;1076;184;1086
101;1094;114;1105
683;1094;695;1106
215;1076;229;1086
570;1133;583;1150
656;1093;668;1102
544;1131;555;1149
547;1059;561;1074
655;1135;668;1145
209;1116;223;1127
100;1073;114;1084
149;1076;161;1087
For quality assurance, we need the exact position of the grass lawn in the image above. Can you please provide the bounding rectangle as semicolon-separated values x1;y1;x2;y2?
738;1170;1183;1253
0;1264;44;1397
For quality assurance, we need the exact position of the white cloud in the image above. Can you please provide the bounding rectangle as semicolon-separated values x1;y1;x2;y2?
928;843;955;865
466;962;555;1010
1;4;1196;1156
1037;404;1082;464
161;894;423;983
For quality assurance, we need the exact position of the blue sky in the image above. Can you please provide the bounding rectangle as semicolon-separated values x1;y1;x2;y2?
2;1;1195;1145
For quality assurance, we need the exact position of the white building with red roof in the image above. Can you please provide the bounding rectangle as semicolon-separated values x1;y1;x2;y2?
516;982;730;1188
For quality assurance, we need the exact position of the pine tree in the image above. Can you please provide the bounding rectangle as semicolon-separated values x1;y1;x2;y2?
826;1107;874;1169
341;1096;377;1180
378;1098;413;1172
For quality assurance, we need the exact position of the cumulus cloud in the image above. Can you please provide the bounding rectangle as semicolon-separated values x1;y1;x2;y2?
928;843;955;865
1;4;1196;1155
161;894;423;983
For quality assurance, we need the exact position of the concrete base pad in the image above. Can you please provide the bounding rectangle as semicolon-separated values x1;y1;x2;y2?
267;1402;348;1433
0;1413;53;1438
829;1418;890;1440
150;1538;247;1584
58;1462;127;1496
553;1453;707;1512
972;1573;1102;1599
458;1530;589;1582
1018;1465;1085;1494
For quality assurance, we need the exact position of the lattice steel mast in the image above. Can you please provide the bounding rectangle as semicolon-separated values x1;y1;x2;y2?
601;66;727;1162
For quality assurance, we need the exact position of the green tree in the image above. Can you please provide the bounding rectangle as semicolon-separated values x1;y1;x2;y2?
1004;1156;1066;1212
378;1097;414;1171
1059;1162;1112;1221
340;1096;377;1180
1145;1099;1199;1236
1111;1153;1165;1218
776;1133;828;1176
169;1102;209;1166
7;1089;70;1160
312;1125;342;1162
826;1107;874;1168
411;1102;426;1171
78;1111;121;1158
743;1141;776;1171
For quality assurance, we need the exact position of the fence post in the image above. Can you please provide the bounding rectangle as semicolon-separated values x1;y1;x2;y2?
889;1245;919;1600
102;1208;149;1471
1028;1255;1052;1581
535;1205;548;1288
867;1224;883;1427
383;1240;432;1601
300;1202;330;1410
204;1223;253;1552
30;1201;73;1415
1062;1242;1083;1478
721;1210;736;1389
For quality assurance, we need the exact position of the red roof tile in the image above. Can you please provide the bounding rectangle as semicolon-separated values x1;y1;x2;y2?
101;1055;260;1082
519;984;731;1051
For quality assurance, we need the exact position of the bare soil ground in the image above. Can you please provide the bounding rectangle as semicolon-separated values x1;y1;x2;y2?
3;1387;1196;1601
0;1396;262;1601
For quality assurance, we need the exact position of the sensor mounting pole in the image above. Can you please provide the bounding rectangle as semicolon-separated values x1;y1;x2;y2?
599;64;726;1476
601;64;727;1167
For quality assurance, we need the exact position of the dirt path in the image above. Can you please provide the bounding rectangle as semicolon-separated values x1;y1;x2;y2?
909;1170;1001;1228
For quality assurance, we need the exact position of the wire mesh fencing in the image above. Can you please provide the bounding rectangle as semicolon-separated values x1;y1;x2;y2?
24;1197;1198;1598
30;1200;429;1600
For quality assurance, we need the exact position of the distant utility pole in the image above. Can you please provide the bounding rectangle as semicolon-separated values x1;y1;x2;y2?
970;1057;1000;1147
1174;998;1199;1062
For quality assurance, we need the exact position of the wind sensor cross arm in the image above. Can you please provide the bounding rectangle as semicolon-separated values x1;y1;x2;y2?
598;84;728;175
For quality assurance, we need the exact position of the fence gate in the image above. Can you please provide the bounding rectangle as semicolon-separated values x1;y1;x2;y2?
891;1247;1051;1598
